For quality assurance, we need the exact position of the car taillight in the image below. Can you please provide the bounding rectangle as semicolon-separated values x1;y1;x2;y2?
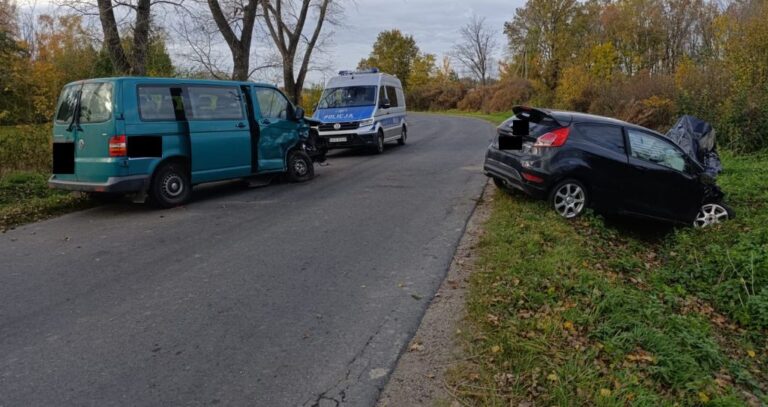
521;172;544;183
533;127;570;148
109;135;127;157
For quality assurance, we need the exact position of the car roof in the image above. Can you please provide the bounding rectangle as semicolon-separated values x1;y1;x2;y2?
515;106;664;136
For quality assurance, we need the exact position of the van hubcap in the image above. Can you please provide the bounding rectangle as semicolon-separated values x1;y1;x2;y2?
162;174;184;198
694;203;728;228
554;184;585;218
293;159;308;176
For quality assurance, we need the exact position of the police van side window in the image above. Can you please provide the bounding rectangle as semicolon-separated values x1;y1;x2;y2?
255;87;290;120
386;86;399;108
188;86;244;120
378;86;387;107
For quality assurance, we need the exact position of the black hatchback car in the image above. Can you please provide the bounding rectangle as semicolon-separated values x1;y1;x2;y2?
483;106;732;227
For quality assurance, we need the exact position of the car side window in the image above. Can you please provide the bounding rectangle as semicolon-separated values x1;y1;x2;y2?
255;87;290;120
188;86;244;120
627;129;687;172
575;124;625;155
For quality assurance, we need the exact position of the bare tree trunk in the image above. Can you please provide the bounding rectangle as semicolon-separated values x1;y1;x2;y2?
132;0;151;75
96;0;131;74
207;0;258;81
261;0;333;105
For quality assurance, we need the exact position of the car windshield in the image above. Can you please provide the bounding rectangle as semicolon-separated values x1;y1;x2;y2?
317;86;377;109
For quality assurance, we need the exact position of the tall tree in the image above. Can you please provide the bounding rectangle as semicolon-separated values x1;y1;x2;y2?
260;0;335;104
61;0;181;75
207;0;259;80
358;29;421;90
451;15;498;85
504;0;584;89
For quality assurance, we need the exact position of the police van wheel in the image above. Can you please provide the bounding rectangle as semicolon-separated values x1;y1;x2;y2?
149;161;191;208
397;126;407;145
286;150;314;183
373;131;385;154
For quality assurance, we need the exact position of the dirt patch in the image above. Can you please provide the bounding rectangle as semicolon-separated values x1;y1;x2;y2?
376;181;493;407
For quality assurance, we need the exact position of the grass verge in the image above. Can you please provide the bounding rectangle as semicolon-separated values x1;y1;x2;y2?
0;172;92;232
443;112;767;406
0;124;95;231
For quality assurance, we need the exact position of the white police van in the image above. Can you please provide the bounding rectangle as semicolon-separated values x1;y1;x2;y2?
312;69;407;154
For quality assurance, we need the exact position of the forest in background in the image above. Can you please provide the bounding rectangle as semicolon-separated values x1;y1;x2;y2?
1;0;768;154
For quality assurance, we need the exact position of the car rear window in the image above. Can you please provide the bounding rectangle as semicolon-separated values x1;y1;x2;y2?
575;124;625;155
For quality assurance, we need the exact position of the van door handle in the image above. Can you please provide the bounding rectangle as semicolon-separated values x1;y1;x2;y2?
236;122;246;128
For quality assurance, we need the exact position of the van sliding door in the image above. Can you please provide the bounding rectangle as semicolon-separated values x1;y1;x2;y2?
186;86;252;183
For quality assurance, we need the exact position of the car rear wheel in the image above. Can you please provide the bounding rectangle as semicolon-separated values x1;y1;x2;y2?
397;126;407;145
550;179;588;219
286;150;314;182
149;161;191;208
693;202;732;228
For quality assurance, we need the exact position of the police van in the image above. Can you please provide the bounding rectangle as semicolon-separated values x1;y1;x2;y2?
312;69;406;154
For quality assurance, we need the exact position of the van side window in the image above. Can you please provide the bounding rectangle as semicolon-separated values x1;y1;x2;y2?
188;86;244;120
255;87;290;120
378;86;387;106
138;86;178;121
79;82;113;123
386;86;399;108
575;124;624;155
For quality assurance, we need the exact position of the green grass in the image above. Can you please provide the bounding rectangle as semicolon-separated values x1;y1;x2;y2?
0;172;91;231
442;112;767;406
0;125;92;231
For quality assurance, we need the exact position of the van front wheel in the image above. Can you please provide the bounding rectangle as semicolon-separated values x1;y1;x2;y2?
286;150;314;182
149;161;191;208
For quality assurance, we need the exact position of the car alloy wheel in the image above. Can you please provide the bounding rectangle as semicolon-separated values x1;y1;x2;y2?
553;182;586;218
693;203;729;228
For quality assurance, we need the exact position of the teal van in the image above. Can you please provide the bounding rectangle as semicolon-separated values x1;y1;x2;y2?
49;77;315;207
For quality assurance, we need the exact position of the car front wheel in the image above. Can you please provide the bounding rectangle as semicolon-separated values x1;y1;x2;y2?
550;179;588;219
693;202;732;228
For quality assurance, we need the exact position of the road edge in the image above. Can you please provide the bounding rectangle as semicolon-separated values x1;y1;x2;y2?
376;180;494;407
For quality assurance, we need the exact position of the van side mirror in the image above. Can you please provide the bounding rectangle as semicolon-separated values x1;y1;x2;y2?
380;98;390;109
294;106;305;121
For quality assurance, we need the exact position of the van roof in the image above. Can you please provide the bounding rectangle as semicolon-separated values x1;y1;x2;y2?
325;72;402;89
63;76;277;89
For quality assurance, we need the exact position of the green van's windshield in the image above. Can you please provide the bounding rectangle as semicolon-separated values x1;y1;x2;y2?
55;82;113;124
317;86;376;109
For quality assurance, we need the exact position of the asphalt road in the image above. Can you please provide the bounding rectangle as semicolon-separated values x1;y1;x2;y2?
0;114;494;407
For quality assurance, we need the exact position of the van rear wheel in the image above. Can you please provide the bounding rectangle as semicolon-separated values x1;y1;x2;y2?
149;161;191;208
397;126;407;145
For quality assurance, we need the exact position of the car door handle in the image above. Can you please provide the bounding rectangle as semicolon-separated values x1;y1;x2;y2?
633;165;648;172
236;122;246;128
261;119;271;125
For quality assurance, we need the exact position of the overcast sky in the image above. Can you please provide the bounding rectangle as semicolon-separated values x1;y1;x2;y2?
305;0;522;84
18;0;524;85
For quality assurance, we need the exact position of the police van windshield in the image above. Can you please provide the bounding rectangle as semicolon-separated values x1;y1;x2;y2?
317;86;377;109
